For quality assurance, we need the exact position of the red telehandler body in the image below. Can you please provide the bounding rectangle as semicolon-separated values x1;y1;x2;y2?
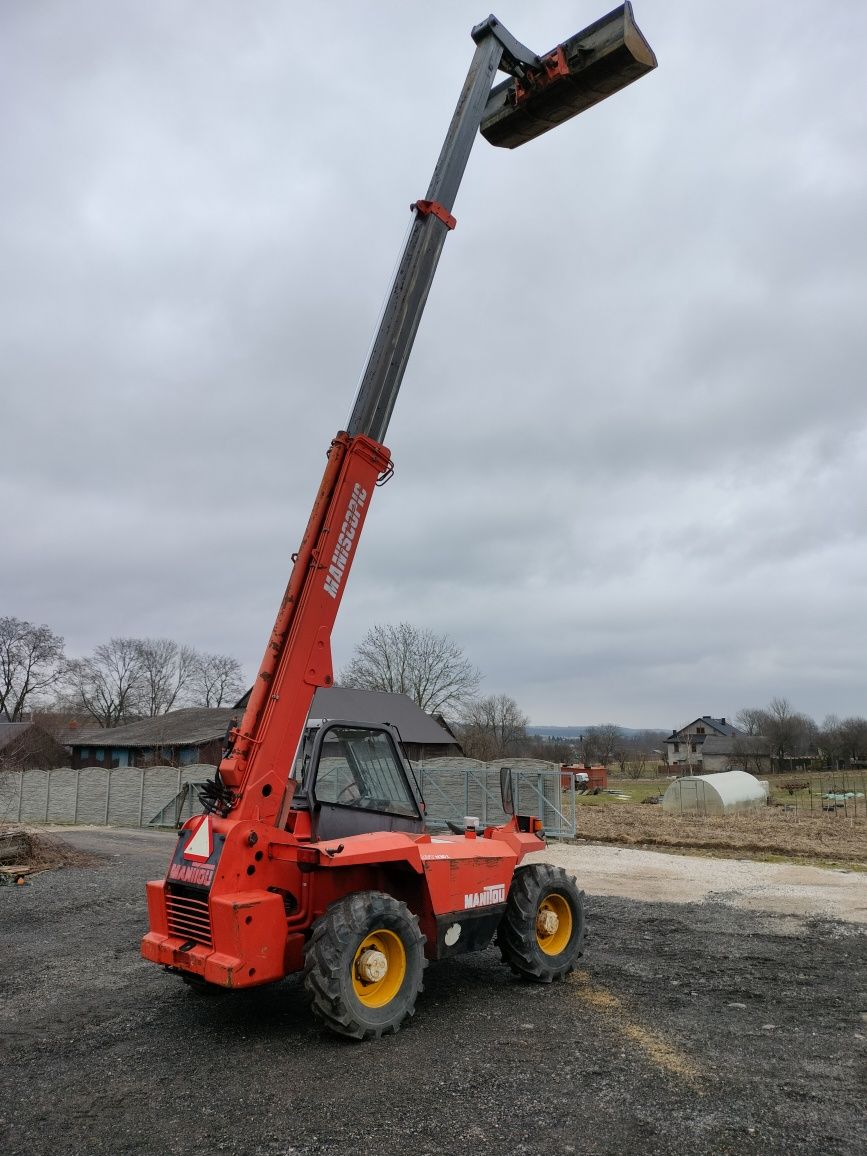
142;6;657;1038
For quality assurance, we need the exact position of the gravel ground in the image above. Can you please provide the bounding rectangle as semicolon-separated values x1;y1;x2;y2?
528;843;867;923
2;828;865;1156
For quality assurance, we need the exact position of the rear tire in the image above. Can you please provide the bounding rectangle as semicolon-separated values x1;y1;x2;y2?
304;891;427;1040
497;863;584;982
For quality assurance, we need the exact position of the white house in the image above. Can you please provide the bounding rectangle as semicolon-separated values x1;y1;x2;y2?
664;716;742;770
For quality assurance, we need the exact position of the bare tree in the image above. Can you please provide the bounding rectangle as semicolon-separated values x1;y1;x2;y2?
0;616;66;720
739;698;816;773
340;623;480;715
612;738;632;777
520;733;576;763
838;716;867;768
629;738;650;778
764;697;816;771
730;732;771;776
735;707;764;736
817;714;844;770
136;638;198;716
581;724;621;767
190;652;245;707
459;694;528;761
61;634;247;724
609;731;664;778
65;638;145;728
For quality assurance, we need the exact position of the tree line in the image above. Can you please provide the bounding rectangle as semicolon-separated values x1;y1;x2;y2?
1;616;245;728
734;697;867;772
339;625;867;770
339;622;665;764
339;623;523;759
10;615;861;771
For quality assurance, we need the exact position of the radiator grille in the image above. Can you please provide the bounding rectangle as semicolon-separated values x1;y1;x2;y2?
166;887;212;947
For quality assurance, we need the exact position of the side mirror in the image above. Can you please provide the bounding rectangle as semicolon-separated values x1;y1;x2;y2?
500;767;515;815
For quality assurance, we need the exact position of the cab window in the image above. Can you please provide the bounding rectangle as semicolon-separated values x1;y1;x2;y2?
313;726;418;818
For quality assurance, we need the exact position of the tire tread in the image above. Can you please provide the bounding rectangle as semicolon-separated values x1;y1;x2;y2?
303;890;427;1040
496;863;584;983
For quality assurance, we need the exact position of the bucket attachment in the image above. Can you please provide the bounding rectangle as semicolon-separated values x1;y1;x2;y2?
480;2;657;149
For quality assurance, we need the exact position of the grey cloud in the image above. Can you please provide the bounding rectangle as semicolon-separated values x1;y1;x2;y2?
3;1;866;728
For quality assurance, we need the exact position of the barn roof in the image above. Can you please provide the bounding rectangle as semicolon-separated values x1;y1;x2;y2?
0;721;34;750
307;687;454;746
69;708;236;749
67;689;456;750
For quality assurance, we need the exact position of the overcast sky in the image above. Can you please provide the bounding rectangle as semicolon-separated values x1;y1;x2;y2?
2;1;866;728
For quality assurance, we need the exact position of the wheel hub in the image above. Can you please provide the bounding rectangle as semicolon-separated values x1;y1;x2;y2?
535;892;573;955
356;948;389;984
536;908;559;937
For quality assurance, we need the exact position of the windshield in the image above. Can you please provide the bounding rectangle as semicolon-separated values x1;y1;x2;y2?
313;726;419;819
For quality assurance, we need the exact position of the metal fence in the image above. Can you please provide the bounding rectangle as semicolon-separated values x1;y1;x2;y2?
414;758;576;838
664;770;867;819
0;758;576;838
764;771;867;819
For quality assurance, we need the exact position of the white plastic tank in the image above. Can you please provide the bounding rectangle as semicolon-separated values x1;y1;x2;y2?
662;770;767;816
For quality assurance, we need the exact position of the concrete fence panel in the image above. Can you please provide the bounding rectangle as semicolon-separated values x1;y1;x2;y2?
0;766;213;828
20;771;49;823
76;768;109;824
0;759;574;837
0;772;22;822
106;770;143;827
141;768;182;826
46;770;78;824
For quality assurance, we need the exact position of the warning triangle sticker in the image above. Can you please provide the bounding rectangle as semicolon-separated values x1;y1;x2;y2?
184;816;213;862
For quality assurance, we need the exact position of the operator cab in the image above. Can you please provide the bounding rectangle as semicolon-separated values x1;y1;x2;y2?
293;719;425;842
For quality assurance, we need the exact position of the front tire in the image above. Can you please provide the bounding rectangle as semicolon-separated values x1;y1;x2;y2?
304;891;427;1040
497;863;584;982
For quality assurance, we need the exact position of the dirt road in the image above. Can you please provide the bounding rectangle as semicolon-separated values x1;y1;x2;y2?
1;828;865;1155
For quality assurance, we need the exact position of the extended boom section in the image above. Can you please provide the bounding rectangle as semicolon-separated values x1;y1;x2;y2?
220;433;391;824
143;8;657;1040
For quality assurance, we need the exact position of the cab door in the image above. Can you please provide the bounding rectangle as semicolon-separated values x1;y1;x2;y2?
307;721;425;842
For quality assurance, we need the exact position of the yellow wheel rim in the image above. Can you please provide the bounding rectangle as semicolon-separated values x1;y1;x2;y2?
351;929;407;1008
535;893;573;956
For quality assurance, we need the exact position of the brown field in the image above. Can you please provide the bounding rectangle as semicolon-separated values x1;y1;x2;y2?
572;802;867;865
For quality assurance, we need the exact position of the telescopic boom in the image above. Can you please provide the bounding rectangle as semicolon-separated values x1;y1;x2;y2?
214;6;657;823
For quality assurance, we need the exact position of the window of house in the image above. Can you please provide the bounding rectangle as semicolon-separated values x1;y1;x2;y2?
79;747;90;759
95;748;105;762
691;742;697;753
673;742;680;753
113;750;129;768
696;726;705;734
